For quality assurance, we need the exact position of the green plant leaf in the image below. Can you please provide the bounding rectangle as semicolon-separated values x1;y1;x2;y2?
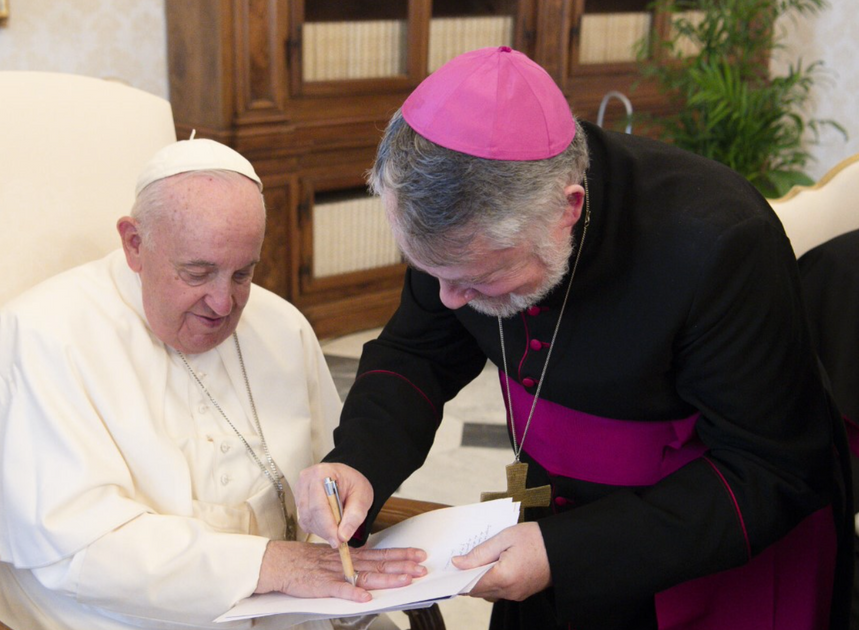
634;0;846;198
765;170;816;198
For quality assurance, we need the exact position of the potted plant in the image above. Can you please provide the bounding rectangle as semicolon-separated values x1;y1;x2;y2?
636;0;846;198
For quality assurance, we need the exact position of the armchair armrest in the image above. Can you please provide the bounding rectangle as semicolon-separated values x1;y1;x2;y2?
373;496;451;630
372;496;449;534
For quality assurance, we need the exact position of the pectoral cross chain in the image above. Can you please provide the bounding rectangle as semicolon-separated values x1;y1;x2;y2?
481;461;551;523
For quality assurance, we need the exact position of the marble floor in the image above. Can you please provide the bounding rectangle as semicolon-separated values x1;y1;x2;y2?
321;328;514;630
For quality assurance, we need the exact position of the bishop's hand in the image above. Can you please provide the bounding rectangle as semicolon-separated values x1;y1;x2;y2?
297;463;373;548
452;522;552;602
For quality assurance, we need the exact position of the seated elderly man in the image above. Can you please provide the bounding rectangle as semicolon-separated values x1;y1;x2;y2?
0;139;425;630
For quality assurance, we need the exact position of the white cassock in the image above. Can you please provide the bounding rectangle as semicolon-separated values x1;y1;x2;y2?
0;250;348;630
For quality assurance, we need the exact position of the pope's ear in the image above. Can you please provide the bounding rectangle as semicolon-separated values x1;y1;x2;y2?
117;217;143;272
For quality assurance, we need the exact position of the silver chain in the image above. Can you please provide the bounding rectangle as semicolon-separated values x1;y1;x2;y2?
499;178;591;462
177;333;292;539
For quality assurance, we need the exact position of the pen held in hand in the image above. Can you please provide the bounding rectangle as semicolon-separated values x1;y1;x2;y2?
323;477;357;586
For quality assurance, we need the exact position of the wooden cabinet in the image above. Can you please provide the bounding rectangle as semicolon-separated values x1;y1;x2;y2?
560;0;701;125
165;0;686;339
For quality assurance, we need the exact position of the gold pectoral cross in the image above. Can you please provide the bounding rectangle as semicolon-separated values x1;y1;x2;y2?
481;461;551;523
278;489;298;541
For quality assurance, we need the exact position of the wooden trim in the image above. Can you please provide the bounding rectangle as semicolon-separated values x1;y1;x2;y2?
372;496;449;533
302;285;403;340
534;0;569;80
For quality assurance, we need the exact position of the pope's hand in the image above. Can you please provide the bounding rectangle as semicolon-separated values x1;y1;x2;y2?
297;463;373;547
451;522;551;602
256;540;427;602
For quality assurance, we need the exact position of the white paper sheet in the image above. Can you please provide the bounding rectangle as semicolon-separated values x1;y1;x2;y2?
215;498;520;624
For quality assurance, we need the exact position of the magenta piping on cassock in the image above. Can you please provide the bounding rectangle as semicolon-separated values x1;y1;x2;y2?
356;370;439;420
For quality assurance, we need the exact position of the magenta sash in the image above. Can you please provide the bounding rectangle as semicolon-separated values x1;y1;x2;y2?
502;373;837;630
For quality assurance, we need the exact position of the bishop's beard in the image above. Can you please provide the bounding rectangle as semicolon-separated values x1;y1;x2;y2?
467;234;576;318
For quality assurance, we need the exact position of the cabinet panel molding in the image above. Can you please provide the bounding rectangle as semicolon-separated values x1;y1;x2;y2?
166;0;680;337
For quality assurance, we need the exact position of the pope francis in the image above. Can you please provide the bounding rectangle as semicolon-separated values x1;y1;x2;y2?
0;138;424;630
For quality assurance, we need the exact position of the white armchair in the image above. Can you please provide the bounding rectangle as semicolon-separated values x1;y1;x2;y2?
0;71;176;305
768;153;859;258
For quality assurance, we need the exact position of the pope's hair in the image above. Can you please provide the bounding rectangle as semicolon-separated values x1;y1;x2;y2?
130;170;267;248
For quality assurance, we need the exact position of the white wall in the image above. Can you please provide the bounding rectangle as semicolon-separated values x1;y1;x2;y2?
0;0;856;181
773;3;859;180
0;0;168;99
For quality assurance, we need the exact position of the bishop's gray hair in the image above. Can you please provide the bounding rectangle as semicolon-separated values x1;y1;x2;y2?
131;169;266;247
368;109;590;267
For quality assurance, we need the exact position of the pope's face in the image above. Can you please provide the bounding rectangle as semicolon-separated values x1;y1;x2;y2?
119;174;266;354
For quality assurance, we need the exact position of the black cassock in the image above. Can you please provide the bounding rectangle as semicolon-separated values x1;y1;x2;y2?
799;228;859;630
327;122;853;629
